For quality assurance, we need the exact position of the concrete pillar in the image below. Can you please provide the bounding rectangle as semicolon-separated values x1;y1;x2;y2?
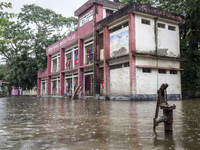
78;39;84;86
94;31;100;94
37;77;41;95
103;26;110;95
60;48;65;96
47;55;51;95
129;13;137;94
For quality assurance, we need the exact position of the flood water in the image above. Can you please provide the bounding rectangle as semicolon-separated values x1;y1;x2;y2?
0;97;200;150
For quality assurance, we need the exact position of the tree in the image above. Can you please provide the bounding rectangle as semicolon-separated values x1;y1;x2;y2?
0;21;32;62
0;2;15;52
0;4;78;89
114;0;121;2
18;4;78;69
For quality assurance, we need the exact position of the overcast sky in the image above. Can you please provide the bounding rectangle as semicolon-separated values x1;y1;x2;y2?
3;0;90;18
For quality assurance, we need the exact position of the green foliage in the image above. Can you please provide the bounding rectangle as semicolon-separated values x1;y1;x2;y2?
114;0;121;2
0;4;78;89
0;2;15;51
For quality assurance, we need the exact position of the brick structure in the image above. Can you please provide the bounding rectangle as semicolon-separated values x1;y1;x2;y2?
37;0;184;100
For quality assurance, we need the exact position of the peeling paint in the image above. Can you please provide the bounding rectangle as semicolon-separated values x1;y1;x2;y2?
111;47;127;58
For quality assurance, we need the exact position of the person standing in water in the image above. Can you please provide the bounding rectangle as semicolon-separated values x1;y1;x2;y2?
78;85;83;100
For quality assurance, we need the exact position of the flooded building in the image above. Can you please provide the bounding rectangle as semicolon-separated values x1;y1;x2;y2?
37;0;184;100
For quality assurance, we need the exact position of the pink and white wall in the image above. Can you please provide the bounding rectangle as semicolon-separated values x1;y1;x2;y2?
37;0;184;100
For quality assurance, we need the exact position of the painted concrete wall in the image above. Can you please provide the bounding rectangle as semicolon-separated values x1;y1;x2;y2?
110;27;129;58
23;90;37;95
157;21;180;57
135;14;155;53
136;68;181;95
136;57;180;69
135;14;180;57
110;67;130;95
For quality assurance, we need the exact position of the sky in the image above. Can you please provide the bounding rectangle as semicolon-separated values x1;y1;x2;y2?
3;0;89;18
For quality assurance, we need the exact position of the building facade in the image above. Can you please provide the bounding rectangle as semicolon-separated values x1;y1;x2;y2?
37;0;184;100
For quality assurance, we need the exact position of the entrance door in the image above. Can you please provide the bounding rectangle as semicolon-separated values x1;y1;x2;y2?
85;74;93;96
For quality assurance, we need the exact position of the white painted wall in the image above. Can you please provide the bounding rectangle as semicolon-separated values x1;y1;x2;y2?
135;14;155;53
135;14;180;58
158;59;180;68
157;21;180;57
110;67;130;95
136;68;181;95
136;57;180;69
136;68;157;94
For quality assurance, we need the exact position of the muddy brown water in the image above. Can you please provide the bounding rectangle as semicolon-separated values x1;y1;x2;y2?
0;97;200;150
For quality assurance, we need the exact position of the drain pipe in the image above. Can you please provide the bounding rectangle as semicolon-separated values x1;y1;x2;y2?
154;18;159;90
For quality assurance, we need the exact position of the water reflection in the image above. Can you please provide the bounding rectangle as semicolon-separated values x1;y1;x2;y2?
0;97;200;149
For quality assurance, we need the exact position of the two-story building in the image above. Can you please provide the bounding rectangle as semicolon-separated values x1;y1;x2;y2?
37;0;184;100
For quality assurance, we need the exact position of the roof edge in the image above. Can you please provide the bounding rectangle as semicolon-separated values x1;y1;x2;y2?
74;0;125;16
96;2;184;30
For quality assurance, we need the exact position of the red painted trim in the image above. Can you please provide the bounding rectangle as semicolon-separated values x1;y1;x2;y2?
61;68;78;73
79;64;93;69
103;26;110;95
47;55;52;95
78;39;84;86
60;48;65;95
129;13;136;94
37;78;41;95
46;31;78;56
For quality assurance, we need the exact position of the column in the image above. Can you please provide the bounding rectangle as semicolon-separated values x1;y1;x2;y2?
37;77;41;95
78;38;84;86
60;48;65;96
94;31;100;95
129;13;137;95
47;55;51;95
103;26;110;95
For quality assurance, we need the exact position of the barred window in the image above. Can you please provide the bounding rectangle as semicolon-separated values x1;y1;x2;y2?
158;69;166;74
110;64;122;70
141;19;150;25
158;23;165;29
170;70;177;74
168;25;176;31
142;68;151;73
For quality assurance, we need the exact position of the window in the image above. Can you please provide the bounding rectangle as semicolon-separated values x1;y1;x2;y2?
74;48;78;68
142;68;151;73
52;59;57;73
84;41;94;65
158;23;165;29
168;25;176;31
158;69;166;74
170;70;177;74
99;34;104;49
65;52;72;70
141;19;150;25
65;46;78;70
51;54;60;73
110;64;122;70
124;62;129;67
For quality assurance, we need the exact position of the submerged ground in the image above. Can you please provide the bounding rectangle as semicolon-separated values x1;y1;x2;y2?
0;97;199;150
